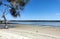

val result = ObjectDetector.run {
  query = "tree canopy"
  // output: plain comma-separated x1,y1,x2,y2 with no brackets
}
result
0,0,29,17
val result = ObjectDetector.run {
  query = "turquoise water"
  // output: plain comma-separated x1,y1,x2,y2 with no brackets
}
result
10,22,60,26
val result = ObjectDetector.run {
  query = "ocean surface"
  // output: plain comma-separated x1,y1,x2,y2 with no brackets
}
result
10,22,60,26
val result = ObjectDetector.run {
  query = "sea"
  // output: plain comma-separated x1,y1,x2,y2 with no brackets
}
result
10,22,60,26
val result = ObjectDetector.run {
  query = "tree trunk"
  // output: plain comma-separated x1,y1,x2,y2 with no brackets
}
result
2,14,8,29
4,19,8,29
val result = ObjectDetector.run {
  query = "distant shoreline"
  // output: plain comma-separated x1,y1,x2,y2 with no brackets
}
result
9,20,60,22
1,20,60,22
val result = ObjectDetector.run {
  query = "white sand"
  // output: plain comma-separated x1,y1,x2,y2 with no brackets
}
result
0,24,60,39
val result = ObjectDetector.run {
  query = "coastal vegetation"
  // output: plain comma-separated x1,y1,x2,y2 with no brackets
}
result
0,0,29,28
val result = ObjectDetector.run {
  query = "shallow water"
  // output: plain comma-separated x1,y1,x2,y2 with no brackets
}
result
10,22,60,26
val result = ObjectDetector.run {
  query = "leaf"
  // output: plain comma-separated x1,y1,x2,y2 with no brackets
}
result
10,7,20,17
0,1,2,6
10,7,17,17
15,5,18,9
7,0,15,2
7,0,11,2
19,0,26,6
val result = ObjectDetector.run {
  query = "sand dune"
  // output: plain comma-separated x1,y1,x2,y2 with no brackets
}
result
0,24,60,39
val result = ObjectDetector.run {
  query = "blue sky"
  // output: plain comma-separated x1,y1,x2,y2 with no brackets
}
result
0,0,60,20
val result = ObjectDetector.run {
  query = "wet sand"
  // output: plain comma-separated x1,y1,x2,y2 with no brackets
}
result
0,24,60,39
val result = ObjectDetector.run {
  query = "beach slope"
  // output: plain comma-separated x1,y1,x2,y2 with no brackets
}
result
0,24,60,39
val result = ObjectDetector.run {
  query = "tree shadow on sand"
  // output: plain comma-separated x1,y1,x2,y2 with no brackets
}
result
0,24,15,29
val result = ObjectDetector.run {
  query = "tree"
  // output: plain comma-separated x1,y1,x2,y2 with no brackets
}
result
0,0,29,29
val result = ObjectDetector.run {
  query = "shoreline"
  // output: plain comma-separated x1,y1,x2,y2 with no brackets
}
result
0,23,60,27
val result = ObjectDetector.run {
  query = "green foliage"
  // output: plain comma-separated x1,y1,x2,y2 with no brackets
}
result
10,7,20,17
0,0,29,18
0,21,2,24
0,1,2,6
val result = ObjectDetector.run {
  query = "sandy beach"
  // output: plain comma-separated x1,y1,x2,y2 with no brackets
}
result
0,24,60,39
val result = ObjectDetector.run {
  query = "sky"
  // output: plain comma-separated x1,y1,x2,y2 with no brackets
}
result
0,0,60,20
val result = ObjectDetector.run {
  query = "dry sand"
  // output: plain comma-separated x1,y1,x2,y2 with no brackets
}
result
0,24,60,39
